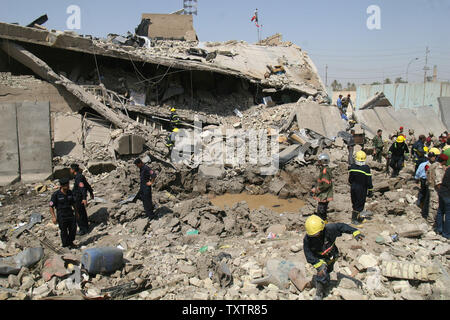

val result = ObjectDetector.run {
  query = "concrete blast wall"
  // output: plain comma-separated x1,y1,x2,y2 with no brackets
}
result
0,101,52,186
0,103,20,186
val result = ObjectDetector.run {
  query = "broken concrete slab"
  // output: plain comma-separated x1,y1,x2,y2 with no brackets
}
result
198,164,225,179
296,102,347,139
114,135,146,155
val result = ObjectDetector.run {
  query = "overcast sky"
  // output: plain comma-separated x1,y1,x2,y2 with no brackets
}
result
2,0,450,85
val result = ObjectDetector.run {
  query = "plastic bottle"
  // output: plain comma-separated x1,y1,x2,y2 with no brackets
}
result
81,247,124,275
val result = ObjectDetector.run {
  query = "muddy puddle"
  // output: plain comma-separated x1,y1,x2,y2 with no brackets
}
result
209,193,305,214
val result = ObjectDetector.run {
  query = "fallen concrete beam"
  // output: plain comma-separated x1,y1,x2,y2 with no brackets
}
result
380,260,439,281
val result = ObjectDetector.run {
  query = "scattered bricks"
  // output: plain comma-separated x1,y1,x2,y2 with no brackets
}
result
189,277,202,287
288,267,310,292
0,292,10,300
397,224,424,238
392,280,410,293
8,274,20,288
336,288,365,300
357,254,378,270
193,291,210,300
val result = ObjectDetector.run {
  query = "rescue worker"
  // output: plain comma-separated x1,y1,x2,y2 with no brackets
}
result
372,129,384,163
337,95,343,113
70,164,94,236
134,158,157,220
436,154,450,239
169,107,181,131
388,135,410,177
426,132,438,148
303,215,364,300
49,178,78,248
166,127,179,158
415,148,439,220
311,153,333,223
412,135,427,175
407,129,417,148
349,151,374,225
341,94,353,114
428,153,447,226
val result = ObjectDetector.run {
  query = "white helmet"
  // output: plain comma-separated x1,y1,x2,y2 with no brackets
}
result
318,153,330,165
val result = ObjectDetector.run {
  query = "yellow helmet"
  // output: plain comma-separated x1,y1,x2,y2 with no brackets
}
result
170,107,176,112
424,146,429,153
355,151,367,162
396,135,405,143
173,128,179,133
305,215,325,236
429,147,440,155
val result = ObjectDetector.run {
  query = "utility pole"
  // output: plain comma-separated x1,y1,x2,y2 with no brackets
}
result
325,64,328,87
423,46,430,83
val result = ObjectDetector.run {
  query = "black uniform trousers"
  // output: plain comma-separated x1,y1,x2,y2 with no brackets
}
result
139,186,154,218
58,216,77,247
74,200,89,232
390,156,404,176
351,185,368,213
418,178,430,219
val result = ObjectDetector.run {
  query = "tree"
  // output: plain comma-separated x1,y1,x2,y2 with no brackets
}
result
331,80,342,91
384,78,392,84
371,81,381,85
395,77,407,84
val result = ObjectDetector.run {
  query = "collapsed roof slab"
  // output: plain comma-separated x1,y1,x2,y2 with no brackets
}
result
295,102,347,139
355,106,447,139
0,22,326,97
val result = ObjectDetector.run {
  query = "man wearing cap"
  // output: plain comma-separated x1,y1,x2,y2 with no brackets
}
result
49,178,79,248
134,158,157,219
70,164,94,236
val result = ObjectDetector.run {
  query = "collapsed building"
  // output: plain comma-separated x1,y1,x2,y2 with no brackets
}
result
0,15,449,301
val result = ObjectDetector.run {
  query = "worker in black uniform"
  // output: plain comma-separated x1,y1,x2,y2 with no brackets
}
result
70,164,94,236
388,135,410,177
166,128,179,158
349,151,374,225
303,215,364,300
49,178,79,248
134,158,157,219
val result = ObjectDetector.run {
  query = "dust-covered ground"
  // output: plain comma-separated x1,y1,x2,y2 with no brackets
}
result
1,146,449,301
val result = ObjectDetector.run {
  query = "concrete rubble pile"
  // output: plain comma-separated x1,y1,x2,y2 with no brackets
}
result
1,17,450,301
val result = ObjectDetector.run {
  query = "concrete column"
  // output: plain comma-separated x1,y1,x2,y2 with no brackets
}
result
0,103,20,186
